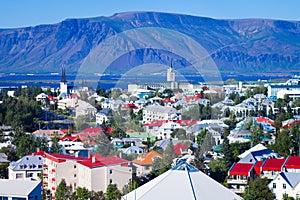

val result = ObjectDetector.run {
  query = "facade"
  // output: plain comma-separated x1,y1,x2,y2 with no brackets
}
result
0,179,42,200
8,154,43,181
60,67,68,95
133,150,163,176
96,108,110,125
227,162,255,194
32,129,65,139
268,172,300,200
142,104,181,124
42,152,131,198
167,64,175,82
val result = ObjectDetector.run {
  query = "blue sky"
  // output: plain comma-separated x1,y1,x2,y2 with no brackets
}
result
1,0,300,28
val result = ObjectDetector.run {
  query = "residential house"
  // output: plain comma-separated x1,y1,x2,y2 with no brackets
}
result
0,179,42,200
268,172,300,200
59,135,86,155
75,100,97,118
227,162,255,194
96,108,110,125
8,154,43,181
133,150,163,176
260,158,286,180
32,129,65,139
283,156,300,173
142,104,181,124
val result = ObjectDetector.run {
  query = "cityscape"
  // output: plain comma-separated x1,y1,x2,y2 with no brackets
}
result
0,1,300,200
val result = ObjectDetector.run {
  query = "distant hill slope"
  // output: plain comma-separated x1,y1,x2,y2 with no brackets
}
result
1,11,300,76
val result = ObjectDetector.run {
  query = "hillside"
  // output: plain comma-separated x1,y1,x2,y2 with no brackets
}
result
1,11,300,77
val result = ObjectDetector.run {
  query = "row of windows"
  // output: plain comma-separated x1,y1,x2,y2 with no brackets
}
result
273,183,286,189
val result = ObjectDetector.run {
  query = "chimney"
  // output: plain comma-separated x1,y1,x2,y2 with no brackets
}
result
92,156,96,163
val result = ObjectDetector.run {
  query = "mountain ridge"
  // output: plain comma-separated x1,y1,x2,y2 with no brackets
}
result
1,11,300,76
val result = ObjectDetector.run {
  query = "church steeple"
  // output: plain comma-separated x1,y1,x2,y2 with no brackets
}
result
61,67,67,83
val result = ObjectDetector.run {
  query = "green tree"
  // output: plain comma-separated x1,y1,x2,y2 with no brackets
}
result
162,141,177,168
290,124,300,155
273,129,292,157
250,125,263,146
55,179,73,200
243,177,275,200
105,184,121,200
90,190,105,200
51,134,63,154
222,131,235,170
76,187,90,200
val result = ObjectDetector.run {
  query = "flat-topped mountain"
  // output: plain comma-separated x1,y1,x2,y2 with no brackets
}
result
1,11,300,77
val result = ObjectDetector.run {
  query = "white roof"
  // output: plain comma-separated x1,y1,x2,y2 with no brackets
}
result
122,161,243,200
238,144,267,158
0,179,41,196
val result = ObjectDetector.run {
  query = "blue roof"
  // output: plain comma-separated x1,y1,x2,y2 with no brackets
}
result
280,172,300,188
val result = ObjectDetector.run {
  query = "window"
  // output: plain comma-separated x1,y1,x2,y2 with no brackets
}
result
74,174,77,178
283,183,286,189
273,183,276,189
109,179,112,184
16,173,23,179
74,165,76,169
109,169,112,174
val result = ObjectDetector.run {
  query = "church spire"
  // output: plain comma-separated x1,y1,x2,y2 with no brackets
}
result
61,67,67,83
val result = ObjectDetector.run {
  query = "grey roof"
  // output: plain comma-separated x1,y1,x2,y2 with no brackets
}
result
0,179,41,196
122,161,243,200
0,153,9,163
145,104,178,114
280,172,300,188
10,155,43,171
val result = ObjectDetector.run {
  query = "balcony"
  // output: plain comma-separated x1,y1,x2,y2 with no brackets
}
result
51,169,56,173
43,173,48,177
52,187,56,191
52,178,56,182
43,164,48,168
229,188,245,194
227,178,248,185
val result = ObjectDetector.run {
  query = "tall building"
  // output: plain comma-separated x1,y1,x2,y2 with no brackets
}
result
60,67,68,95
167,62,175,82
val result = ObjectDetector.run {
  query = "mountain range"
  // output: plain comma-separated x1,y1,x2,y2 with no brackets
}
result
1,11,300,78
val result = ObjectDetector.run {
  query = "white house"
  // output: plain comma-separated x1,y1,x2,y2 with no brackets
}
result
143,104,181,124
8,154,43,181
96,108,110,125
268,172,300,200
0,179,42,200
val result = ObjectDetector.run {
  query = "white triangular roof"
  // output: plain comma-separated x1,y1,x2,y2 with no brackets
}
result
238,144,267,159
122,162,243,200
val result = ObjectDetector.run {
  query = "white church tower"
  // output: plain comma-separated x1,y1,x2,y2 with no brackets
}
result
167,62,175,82
60,67,68,95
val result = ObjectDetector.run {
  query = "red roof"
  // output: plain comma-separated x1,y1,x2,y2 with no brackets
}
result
174,143,189,155
60,135,82,142
48,95,55,101
79,127,111,137
45,153,88,163
70,94,80,99
122,103,138,109
256,117,274,125
262,158,286,171
229,163,254,176
60,129,77,134
254,160,264,174
285,156,300,169
78,155,129,168
282,120,300,129
162,98,175,103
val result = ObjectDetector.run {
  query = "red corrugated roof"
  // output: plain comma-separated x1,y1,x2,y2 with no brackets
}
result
262,158,286,171
229,163,254,176
174,143,189,155
60,135,82,142
78,155,129,168
254,161,264,174
256,117,274,125
285,156,300,169
162,98,175,103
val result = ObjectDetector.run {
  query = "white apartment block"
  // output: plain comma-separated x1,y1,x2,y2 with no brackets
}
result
8,154,43,181
42,152,132,199
142,104,181,124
